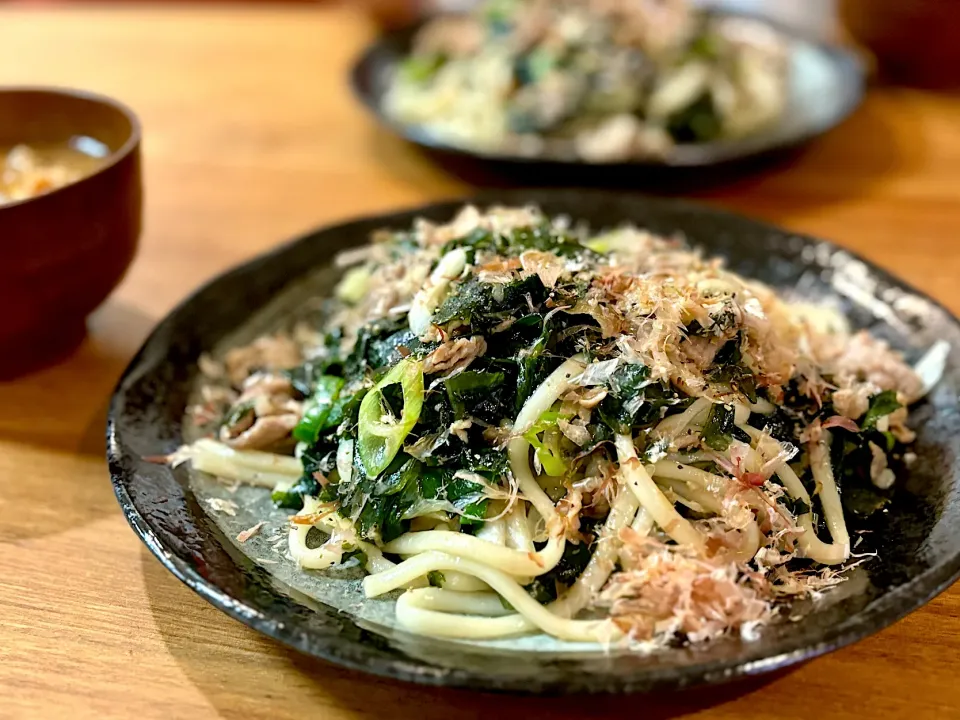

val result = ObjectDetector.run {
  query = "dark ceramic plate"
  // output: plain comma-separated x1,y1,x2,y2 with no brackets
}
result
350,14,865,185
108,191,960,695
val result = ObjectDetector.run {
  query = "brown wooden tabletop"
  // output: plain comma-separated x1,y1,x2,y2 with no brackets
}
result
2,5,960,719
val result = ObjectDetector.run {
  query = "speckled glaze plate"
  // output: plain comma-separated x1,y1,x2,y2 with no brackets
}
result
108,191,960,695
350,14,865,184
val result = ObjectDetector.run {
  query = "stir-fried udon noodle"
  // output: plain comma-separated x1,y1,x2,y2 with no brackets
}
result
171,205,939,647
385,0,790,162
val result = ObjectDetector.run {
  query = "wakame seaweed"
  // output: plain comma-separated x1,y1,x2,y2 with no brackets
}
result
861,390,902,430
318,451,489,542
444,369,508,420
190,202,932,648
440,223,592,261
525,517,602,603
702,403,735,451
434,274,549,330
597,363,692,433
707,333,758,402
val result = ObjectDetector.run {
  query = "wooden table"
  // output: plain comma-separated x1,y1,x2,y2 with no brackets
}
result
2,5,959,718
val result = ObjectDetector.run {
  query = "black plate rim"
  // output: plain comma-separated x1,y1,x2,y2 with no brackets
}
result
348,13,866,169
108,190,960,695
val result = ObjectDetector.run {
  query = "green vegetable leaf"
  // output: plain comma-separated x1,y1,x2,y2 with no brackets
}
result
523,411,567,477
344,317,407,379
667,92,721,143
273,442,338,510
515,317,553,410
357,358,425,477
881,430,897,452
374,454,422,496
272,475,321,510
284,344,343,396
596,362,691,433
444,370,506,419
407,466,488,520
524,518,601,603
221,400,254,432
515,47,556,85
292,375,345,443
323,388,366,437
439,223,588,261
331,453,491,541
433,274,548,330
399,53,446,83
707,333,758,402
860,390,902,430
702,403,735,452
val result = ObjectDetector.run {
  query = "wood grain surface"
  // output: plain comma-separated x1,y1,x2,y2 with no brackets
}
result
1,5,959,719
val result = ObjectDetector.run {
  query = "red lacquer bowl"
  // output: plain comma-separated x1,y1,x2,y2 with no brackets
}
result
0,87,142,378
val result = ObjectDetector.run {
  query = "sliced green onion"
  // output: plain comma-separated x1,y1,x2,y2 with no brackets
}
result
358,358,425,477
523,410,567,477
335,266,371,304
399,53,446,84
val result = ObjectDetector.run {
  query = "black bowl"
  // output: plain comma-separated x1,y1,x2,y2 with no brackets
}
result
350,16,866,188
108,191,960,695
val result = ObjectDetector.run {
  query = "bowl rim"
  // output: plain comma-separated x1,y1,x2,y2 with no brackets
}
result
0,85,142,211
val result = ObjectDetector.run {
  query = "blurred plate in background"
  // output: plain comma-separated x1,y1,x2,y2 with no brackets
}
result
350,11,864,187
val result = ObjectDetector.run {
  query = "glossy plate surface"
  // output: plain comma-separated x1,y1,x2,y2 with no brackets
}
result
109,191,960,694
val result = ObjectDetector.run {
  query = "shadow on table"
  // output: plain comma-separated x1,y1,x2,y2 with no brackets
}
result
142,546,796,720
0,299,156,542
0,299,155,454
370,94,921,219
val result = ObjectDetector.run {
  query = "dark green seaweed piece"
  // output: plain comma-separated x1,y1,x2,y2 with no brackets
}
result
323,455,489,542
433,274,548,329
707,333,758,402
439,223,589,261
272,442,337,510
444,370,507,419
702,403,735,451
220,400,254,433
292,375,345,443
667,92,722,143
272,475,321,510
524,518,601,603
596,363,691,433
344,317,408,378
860,390,902,430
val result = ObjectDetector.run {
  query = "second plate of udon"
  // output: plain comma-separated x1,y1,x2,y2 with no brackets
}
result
351,2,864,176
109,191,960,694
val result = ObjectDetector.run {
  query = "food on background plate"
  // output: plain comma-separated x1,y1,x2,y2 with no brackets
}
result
383,0,790,162
169,204,941,648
